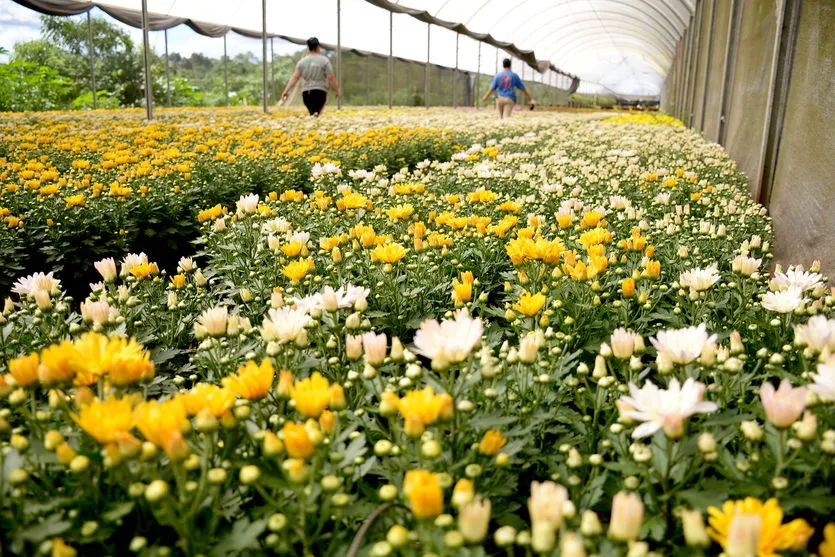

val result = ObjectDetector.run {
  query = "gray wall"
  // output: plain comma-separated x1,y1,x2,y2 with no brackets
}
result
663,0,835,278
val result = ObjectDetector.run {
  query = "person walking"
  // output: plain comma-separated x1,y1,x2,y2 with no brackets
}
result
481,58,535,119
281,37,341,116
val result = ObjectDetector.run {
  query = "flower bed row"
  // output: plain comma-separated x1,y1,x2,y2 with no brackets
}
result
0,111,833,556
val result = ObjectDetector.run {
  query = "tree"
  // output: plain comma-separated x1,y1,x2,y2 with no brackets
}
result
0,47,72,111
39,15,144,106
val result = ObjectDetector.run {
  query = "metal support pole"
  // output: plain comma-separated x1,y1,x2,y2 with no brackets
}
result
686,0,704,126
494,47,498,72
698,0,717,132
453,33,459,107
337,0,342,109
164,28,171,107
366,55,371,105
86,11,96,109
271,38,276,103
223,34,229,106
718,0,741,145
141,0,152,119
261,0,268,113
475,41,481,107
425,23,430,109
388,11,393,109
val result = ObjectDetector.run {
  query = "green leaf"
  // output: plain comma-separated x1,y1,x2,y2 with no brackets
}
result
101,501,135,523
18,514,72,543
210,517,267,556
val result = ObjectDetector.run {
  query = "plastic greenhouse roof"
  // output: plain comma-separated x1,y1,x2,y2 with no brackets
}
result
14,0,693,95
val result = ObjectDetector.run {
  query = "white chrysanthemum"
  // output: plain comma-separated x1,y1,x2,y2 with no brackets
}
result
288,231,310,245
794,315,835,354
12,272,62,298
94,257,118,281
178,257,195,273
262,217,292,234
80,300,118,326
260,307,311,343
236,193,259,215
610,328,642,360
196,306,229,337
679,265,721,292
618,378,718,438
810,357,835,402
761,287,806,313
608,195,631,210
653,192,671,204
770,267,824,292
120,252,148,276
413,309,483,370
651,324,717,365
731,255,761,276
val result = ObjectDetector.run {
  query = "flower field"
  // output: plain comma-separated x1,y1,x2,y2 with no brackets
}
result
1,108,833,557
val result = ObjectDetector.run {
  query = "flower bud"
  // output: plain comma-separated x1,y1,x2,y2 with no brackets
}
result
580,510,602,536
145,480,169,502
561,532,587,557
531,522,556,553
386,525,409,548
494,525,517,547
239,465,261,485
697,432,716,453
793,411,817,441
379,484,398,501
726,513,761,557
740,420,763,441
681,509,709,547
608,491,643,541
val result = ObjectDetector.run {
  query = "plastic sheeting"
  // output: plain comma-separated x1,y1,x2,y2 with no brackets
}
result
373,0,695,95
12,0,681,94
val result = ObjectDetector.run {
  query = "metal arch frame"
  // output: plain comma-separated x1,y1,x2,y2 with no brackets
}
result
510,12,677,55
550,38,672,70
474,0,684,43
550,39,671,75
522,15,676,58
545,35,672,72
501,2,681,47
541,27,673,67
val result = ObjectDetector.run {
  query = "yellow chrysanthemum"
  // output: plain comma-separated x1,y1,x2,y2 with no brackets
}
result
134,398,189,460
337,192,369,210
180,383,236,418
515,291,546,316
478,430,507,456
282,421,314,459
8,352,40,387
371,242,408,264
281,258,315,283
222,359,275,400
452,272,474,305
396,387,452,437
290,372,332,418
73,396,136,446
707,498,813,557
71,333,154,387
819,524,835,557
404,469,444,519
386,204,415,221
38,341,78,385
129,262,159,280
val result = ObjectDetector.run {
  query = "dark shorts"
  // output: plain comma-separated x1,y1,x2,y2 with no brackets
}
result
302,89,327,115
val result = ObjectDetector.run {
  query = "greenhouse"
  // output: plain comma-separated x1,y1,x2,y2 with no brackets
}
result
0,0,833,555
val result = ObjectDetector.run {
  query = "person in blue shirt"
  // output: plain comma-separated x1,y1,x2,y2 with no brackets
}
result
482,58,536,119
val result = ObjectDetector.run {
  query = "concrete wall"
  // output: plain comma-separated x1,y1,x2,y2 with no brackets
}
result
663,0,835,278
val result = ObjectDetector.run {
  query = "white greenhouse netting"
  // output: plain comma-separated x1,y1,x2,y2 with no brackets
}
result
12,0,691,98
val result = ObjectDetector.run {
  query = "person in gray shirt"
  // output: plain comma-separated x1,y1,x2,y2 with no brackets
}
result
281,37,342,116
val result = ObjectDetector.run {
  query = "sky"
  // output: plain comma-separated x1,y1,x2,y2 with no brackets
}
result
0,0,662,95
